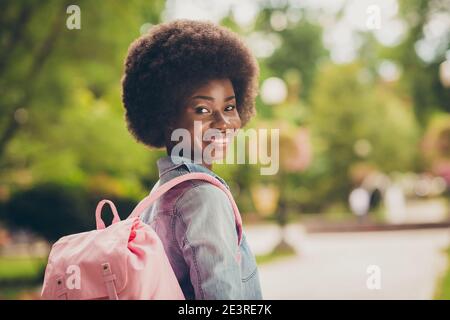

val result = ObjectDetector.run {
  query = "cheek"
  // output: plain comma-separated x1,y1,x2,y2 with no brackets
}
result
232,114,242,128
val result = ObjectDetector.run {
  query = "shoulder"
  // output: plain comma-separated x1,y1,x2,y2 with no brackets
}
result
176,181,231,211
174,181,234,225
173,181,239,250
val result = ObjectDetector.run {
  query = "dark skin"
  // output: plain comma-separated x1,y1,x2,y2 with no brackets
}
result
165,78,242,171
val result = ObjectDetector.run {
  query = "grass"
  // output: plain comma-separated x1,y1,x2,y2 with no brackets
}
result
0,257,46,299
0,284,42,300
435,247,450,300
0,257,46,280
256,239,297,265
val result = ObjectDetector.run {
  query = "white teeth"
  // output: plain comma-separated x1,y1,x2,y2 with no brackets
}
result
213,139,227,143
211,137,228,144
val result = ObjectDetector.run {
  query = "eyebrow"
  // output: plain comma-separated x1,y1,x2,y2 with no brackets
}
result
191,95,235,102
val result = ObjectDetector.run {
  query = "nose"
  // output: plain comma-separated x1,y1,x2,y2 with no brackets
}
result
212,112,230,132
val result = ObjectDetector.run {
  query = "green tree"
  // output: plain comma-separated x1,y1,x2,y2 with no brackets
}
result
258,8,328,101
387,0,450,123
309,63,420,207
0,1,165,235
0,0,164,164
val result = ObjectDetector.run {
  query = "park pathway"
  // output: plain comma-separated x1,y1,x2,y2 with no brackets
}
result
245,224,450,299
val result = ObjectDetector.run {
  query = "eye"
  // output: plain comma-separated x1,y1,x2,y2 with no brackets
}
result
224,104,236,111
194,106,209,114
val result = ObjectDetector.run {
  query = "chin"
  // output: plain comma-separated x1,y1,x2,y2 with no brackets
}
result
203,144,228,164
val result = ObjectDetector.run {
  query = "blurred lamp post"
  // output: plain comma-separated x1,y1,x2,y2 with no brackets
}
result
260,76,289,252
270,127,311,254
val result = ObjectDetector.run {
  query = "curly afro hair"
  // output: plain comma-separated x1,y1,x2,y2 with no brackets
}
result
122,19,259,148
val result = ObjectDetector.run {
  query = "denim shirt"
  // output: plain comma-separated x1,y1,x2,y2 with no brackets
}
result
140,155,263,300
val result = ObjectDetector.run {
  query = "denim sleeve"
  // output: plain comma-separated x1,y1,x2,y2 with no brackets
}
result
174,183,243,300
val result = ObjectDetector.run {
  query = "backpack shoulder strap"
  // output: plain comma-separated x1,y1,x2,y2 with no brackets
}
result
127,172,243,244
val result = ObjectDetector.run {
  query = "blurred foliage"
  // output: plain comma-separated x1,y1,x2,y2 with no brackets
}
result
391,0,450,122
1,182,138,242
0,257,45,281
435,247,450,300
309,62,420,206
261,8,328,101
0,0,449,238
0,0,165,189
0,1,165,236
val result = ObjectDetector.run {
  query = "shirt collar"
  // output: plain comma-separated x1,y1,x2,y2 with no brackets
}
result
156,155,230,189
157,155,191,177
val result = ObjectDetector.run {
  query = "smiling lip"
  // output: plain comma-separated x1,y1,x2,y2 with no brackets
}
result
211,138,227,144
209,135,229,144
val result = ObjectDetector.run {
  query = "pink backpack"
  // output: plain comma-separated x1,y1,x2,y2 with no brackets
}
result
41,172,243,300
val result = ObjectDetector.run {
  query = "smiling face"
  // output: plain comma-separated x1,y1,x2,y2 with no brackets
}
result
166,78,242,169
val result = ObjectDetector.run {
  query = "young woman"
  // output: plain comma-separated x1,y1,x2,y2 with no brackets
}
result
121,19,262,300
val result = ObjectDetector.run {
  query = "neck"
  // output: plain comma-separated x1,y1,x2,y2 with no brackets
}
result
165,147,213,171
